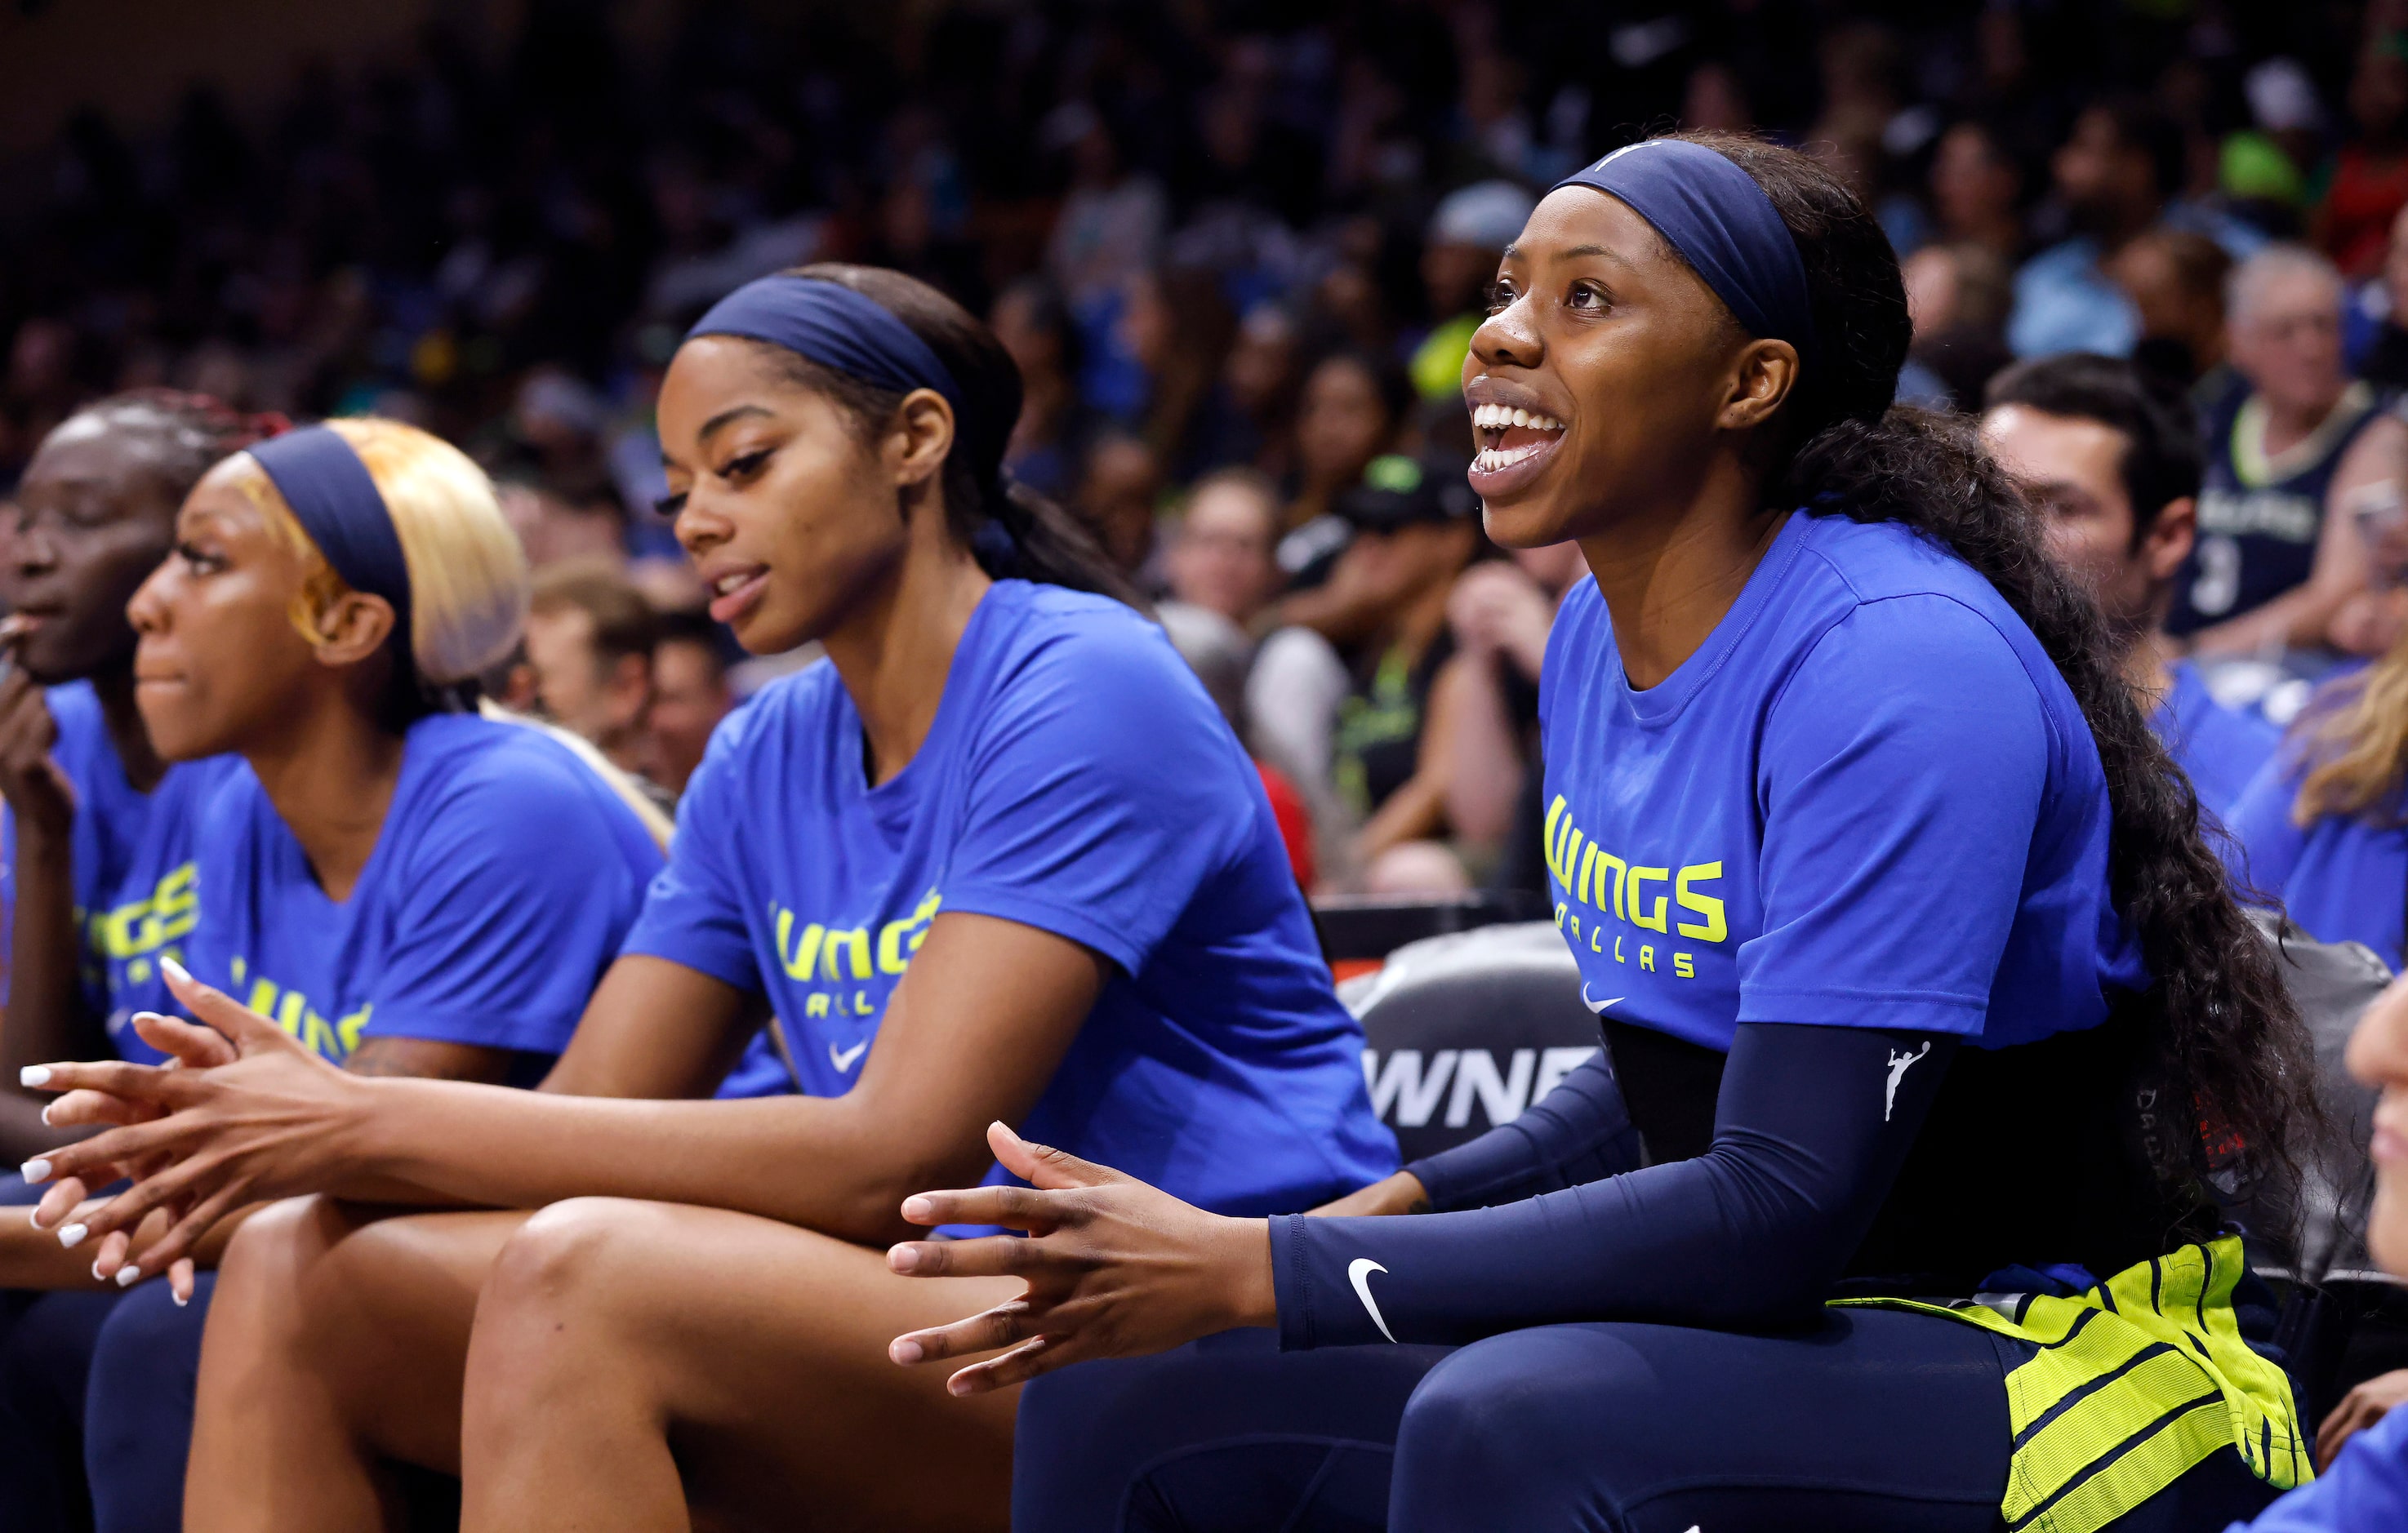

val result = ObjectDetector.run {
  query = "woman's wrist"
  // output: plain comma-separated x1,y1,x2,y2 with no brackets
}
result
1218,1215,1280,1331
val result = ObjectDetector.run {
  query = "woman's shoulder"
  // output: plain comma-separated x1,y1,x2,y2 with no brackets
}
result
961,581,1201,708
393,713,657,860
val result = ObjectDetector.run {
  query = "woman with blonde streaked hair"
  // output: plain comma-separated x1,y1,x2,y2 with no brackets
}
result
2228,631,2408,971
2,415,671,1526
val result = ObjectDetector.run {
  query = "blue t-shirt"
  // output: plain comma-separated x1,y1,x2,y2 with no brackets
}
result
621,579,1396,1215
0,682,242,1064
2157,658,2281,820
184,713,662,1064
2230,1397,2408,1531
2224,753,2408,971
1538,511,2144,1053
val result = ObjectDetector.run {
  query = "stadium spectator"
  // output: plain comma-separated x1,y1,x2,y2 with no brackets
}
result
1409,182,1537,403
643,611,733,798
989,278,1090,505
1442,540,1585,873
2319,31,2408,279
2106,228,2235,402
1324,454,1480,873
2172,245,2388,655
1983,353,2277,813
1074,429,1164,582
1162,468,1281,631
522,557,663,780
2228,625,2408,971
1282,349,1409,535
1181,300,1303,483
1898,241,2013,408
1928,118,2027,262
2009,98,2186,359
2352,202,2408,390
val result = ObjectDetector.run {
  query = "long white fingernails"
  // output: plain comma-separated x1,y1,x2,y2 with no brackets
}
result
171,1289,188,1308
91,1260,104,1281
20,1158,51,1182
160,956,190,985
19,1065,49,1086
114,1265,139,1287
130,1011,165,1029
39,1103,52,1126
57,1223,86,1248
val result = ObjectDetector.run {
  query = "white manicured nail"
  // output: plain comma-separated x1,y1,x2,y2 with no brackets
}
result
91,1260,104,1281
20,1158,51,1182
39,1103,52,1126
57,1223,86,1249
18,1065,48,1086
160,956,190,985
130,1011,165,1029
114,1265,138,1287
171,1289,187,1308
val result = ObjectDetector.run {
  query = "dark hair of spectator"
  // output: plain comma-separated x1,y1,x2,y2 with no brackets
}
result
755,263,1141,607
2091,96,2190,203
69,388,288,505
1311,347,1414,434
654,607,728,673
1984,353,2204,546
1680,130,2319,1202
528,556,661,666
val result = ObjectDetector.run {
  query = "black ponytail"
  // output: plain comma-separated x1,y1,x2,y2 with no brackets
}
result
1671,131,2321,1204
761,263,1146,610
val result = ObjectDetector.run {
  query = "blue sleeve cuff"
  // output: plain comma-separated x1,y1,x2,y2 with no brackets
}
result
616,930,760,996
936,886,1148,975
356,1008,581,1057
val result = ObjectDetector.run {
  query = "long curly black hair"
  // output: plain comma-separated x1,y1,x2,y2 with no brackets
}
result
1674,130,2320,1200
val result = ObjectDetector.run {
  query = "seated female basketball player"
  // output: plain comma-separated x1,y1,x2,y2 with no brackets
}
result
879,135,2327,1533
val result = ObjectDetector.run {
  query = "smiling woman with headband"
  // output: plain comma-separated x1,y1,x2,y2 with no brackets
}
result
17,264,1392,1530
879,135,2326,1533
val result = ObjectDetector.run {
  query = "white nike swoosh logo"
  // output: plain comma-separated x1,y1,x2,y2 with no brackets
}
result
1347,1258,1397,1343
829,1039,869,1073
1581,985,1623,1015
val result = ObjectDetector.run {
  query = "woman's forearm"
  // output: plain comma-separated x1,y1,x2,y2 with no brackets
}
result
340,1079,959,1243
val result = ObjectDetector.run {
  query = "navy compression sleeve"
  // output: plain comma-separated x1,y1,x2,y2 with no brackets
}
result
1270,1022,1959,1348
1404,1051,1643,1211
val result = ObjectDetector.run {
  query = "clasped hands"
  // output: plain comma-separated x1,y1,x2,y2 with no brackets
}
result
16,956,367,1303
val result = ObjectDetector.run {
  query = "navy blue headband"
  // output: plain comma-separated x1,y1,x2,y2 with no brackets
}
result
687,274,964,411
245,425,413,648
1552,139,1816,370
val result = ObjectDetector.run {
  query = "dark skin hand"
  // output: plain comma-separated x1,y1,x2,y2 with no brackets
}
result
2316,1367,2408,1473
886,182,1801,1393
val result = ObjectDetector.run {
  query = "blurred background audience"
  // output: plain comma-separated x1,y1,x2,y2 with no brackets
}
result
8,0,2408,896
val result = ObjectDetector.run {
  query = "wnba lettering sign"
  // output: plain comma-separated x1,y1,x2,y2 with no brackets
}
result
1363,1046,1600,1129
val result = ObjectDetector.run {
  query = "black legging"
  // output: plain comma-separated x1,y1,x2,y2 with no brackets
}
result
1012,1315,2277,1532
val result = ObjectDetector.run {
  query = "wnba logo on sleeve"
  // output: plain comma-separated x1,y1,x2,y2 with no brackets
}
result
1542,795,1727,981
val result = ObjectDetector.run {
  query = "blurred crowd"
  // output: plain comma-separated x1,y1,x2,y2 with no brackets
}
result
7,0,2408,892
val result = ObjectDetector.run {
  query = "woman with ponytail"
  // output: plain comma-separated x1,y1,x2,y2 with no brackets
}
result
17,264,1391,1529
879,136,2326,1532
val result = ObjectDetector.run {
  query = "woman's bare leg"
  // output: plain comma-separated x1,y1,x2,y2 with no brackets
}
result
459,1198,1024,1533
187,1197,532,1533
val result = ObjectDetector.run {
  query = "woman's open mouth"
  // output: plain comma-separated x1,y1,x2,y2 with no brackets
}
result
707,567,770,625
1467,402,1567,497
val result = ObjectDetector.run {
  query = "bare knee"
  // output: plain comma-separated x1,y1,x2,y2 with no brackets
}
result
212,1195,353,1344
478,1197,666,1335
